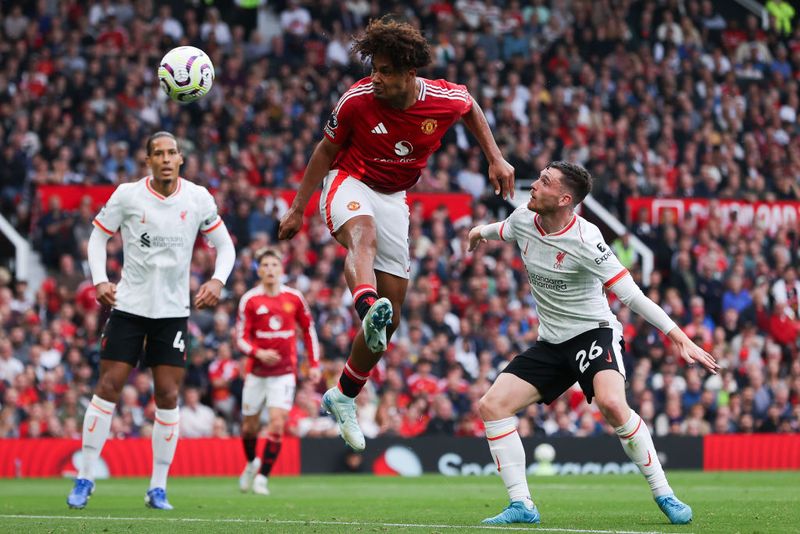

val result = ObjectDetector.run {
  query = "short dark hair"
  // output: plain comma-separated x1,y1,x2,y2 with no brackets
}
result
146,131,178,155
353,16,432,71
255,247,283,265
547,161,593,206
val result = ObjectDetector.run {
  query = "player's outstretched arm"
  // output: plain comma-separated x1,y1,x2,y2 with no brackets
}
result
610,275,720,374
88,226,116,307
278,138,342,240
467,222,504,251
461,100,514,199
666,327,720,374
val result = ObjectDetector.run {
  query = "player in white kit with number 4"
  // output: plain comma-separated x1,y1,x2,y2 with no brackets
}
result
469,161,719,525
67,131,236,511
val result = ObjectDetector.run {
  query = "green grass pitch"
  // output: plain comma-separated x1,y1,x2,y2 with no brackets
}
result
0,472,797,533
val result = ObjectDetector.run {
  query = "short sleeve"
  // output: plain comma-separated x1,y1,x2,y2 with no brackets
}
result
499,205,529,242
581,225,629,289
198,187,223,234
437,79,474,116
323,84,360,145
93,185,127,235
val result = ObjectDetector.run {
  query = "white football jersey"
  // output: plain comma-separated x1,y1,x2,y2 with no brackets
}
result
93,176,222,319
499,206,628,344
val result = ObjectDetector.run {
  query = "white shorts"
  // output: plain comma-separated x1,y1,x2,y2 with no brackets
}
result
319,170,410,279
241,373,296,415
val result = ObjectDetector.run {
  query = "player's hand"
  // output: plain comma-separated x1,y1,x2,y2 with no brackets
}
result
488,157,515,200
307,366,321,384
95,281,116,307
278,206,303,240
255,349,281,365
669,329,720,374
467,226,486,252
195,279,224,309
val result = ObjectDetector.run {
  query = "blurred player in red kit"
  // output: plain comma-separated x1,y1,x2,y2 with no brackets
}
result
236,247,320,495
278,16,514,451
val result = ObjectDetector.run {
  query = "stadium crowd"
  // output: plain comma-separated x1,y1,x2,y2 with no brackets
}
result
1,0,799,444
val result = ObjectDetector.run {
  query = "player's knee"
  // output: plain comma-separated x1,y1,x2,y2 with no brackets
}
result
242,421,258,437
154,389,179,410
267,422,285,437
478,393,504,421
95,376,122,404
594,393,628,424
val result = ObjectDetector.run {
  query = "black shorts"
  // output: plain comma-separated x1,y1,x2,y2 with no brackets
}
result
502,328,625,404
100,310,189,368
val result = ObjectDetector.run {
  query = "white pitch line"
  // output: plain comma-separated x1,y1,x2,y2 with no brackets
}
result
0,514,682,534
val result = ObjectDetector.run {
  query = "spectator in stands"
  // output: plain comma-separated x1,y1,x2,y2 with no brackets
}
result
180,387,216,438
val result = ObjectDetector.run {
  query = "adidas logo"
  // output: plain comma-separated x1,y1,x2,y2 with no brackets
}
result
370,122,388,134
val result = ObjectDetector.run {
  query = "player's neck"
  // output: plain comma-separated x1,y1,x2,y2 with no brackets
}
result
261,282,280,296
537,210,574,235
150,177,178,197
388,77,420,110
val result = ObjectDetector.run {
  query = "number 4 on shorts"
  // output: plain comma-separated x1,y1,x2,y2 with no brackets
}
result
173,331,186,353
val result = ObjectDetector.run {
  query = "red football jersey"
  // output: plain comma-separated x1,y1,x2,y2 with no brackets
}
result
236,285,320,377
323,77,473,193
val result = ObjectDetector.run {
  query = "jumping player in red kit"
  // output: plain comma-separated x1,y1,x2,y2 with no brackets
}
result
278,16,515,451
236,248,320,495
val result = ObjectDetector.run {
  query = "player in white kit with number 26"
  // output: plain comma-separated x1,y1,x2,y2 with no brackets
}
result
469,161,719,526
67,131,235,511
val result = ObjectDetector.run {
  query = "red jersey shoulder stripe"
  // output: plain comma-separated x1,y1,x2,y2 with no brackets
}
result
334,84,373,114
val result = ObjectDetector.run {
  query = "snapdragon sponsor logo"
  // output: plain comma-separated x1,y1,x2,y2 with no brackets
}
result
436,452,641,476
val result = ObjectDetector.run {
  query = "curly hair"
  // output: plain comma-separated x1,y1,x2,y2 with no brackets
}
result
352,16,432,71
546,161,593,205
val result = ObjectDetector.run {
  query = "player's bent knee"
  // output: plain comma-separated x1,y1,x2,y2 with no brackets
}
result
595,394,629,424
478,393,508,421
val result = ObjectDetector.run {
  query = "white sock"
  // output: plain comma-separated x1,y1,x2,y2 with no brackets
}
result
485,417,534,508
78,395,115,481
615,410,672,497
150,407,180,490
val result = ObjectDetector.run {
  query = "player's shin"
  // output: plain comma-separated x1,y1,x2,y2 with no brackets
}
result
150,407,180,490
260,432,283,477
484,417,535,508
242,435,257,462
615,410,672,497
78,395,115,481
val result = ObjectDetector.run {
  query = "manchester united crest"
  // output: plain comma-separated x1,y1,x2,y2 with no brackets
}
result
421,118,438,135
347,201,361,211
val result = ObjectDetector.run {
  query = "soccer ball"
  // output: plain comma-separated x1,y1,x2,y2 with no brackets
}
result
534,443,556,463
157,46,215,104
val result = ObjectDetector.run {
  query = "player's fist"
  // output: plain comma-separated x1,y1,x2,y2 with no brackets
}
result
255,349,281,365
488,157,515,200
95,281,117,307
195,278,223,309
468,226,486,252
278,206,303,240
